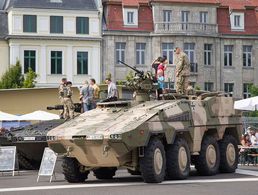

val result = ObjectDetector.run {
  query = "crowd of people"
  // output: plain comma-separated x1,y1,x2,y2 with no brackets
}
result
240,126,258,164
58,77,118,120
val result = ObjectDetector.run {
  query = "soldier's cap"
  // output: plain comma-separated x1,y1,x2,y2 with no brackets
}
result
62,78,67,81
174,47,180,52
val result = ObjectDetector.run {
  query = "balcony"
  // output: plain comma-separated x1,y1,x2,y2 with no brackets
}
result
154,22,218,35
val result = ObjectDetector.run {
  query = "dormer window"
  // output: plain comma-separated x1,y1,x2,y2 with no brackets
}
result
230,12,244,31
123,8,138,26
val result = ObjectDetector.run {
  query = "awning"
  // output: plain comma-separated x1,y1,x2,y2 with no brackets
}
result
234,96,258,111
0,111,20,121
19,110,60,121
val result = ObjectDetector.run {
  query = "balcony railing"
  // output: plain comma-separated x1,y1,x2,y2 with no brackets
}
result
190,63,198,73
154,22,218,35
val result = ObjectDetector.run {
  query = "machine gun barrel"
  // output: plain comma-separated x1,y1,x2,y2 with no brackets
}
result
118,60,144,76
47,105,64,110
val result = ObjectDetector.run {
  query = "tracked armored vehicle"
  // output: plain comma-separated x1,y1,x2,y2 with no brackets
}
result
47,62,242,183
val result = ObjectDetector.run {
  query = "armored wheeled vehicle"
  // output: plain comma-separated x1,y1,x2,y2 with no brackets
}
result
47,62,242,183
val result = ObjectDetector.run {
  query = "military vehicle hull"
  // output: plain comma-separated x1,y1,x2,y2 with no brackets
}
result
48,96,242,183
5,119,65,169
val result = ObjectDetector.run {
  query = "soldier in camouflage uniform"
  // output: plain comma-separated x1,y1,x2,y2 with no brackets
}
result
58,78,67,119
174,47,190,95
63,81,75,120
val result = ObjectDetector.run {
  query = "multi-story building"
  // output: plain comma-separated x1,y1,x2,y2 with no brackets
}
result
103,0,258,98
102,0,153,80
0,1,9,77
5,0,102,86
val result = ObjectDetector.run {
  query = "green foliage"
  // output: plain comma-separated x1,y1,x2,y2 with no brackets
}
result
0,61,23,89
250,85,258,97
22,68,37,88
195,85,201,90
248,84,258,117
116,80,125,85
125,71,134,82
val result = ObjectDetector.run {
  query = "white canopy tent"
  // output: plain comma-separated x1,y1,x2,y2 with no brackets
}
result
19,110,59,121
0,111,20,121
234,96,258,111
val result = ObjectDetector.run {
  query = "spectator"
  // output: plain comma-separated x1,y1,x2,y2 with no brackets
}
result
90,78,100,108
158,56,167,77
80,80,94,112
103,78,118,102
250,129,257,145
151,56,162,81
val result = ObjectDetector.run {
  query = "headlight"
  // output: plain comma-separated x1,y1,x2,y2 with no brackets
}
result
86,134,103,140
110,134,122,140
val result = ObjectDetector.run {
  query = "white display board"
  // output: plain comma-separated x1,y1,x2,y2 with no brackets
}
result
37,147,57,182
0,146,16,176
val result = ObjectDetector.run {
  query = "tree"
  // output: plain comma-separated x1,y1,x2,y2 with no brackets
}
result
22,68,37,88
248,84,258,117
0,61,23,89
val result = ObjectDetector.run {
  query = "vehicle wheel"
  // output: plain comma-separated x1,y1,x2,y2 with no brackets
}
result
219,135,238,173
127,169,141,175
139,138,166,183
17,151,37,170
62,157,89,183
93,167,117,179
195,136,220,176
166,138,190,180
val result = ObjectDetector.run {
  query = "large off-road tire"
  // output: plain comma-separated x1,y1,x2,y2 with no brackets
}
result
127,169,141,175
139,138,166,183
62,157,89,183
166,138,190,180
93,167,117,179
219,135,238,173
195,136,220,176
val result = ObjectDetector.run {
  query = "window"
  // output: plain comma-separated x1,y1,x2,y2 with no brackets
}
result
51,51,62,74
115,42,126,64
181,11,189,30
123,8,138,26
127,12,134,24
200,12,208,23
24,50,36,73
162,43,174,64
77,52,88,75
50,16,63,34
243,83,251,99
190,82,196,88
234,15,240,27
204,82,214,91
230,12,244,30
184,43,195,63
163,10,172,29
224,83,234,97
136,43,146,65
204,44,212,65
224,45,233,66
23,15,37,33
76,17,89,34
243,46,252,67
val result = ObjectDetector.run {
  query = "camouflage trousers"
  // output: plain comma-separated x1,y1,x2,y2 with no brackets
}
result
176,76,189,95
63,98,75,120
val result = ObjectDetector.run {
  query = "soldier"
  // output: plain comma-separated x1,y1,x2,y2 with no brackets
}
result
63,81,75,120
90,78,100,109
58,78,67,119
174,47,190,94
186,81,195,95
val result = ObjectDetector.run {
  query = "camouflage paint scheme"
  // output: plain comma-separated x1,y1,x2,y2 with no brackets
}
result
47,95,242,169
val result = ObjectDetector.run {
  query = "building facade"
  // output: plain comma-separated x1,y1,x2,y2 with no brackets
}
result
6,0,102,86
0,1,9,77
102,0,258,99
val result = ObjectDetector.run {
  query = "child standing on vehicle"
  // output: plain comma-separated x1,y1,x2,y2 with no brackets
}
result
157,69,165,100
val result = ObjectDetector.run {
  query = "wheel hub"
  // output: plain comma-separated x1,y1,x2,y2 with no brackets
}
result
178,147,187,172
206,145,216,168
226,143,236,166
154,148,163,175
